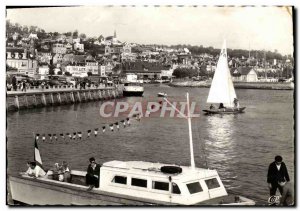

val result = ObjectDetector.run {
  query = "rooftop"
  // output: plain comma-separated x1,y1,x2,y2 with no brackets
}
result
102,160,218,180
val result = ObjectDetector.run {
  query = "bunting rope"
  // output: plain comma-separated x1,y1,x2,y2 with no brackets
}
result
33,100,169,143
34,113,146,143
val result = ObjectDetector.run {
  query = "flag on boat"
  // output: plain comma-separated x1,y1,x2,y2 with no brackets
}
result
78,132,82,140
115,122,119,130
94,128,98,137
102,126,106,133
87,130,91,138
73,132,77,140
34,138,44,170
60,133,64,139
35,134,39,140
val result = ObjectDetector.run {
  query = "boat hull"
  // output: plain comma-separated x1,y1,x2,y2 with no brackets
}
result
8,175,255,206
123,90,144,97
8,175,171,206
157,93,167,97
203,107,246,114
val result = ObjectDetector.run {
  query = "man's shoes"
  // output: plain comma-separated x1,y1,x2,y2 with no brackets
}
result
87,185,95,191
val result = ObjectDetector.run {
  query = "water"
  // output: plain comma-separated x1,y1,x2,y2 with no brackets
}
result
7,84,294,204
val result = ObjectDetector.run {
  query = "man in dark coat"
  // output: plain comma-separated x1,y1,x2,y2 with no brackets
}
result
86,157,101,191
267,155,290,196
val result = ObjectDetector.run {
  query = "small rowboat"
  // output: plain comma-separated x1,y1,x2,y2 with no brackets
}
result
157,92,167,97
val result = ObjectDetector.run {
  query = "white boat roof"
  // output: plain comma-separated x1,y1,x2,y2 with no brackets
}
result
102,160,219,180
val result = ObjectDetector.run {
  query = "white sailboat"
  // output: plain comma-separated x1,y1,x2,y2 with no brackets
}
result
203,40,246,114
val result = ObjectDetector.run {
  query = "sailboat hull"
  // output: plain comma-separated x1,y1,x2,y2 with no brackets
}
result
202,107,246,114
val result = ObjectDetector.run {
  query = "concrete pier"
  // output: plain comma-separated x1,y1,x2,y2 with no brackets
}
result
6,84,123,111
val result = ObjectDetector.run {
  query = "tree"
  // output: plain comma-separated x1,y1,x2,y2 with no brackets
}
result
172,68,198,78
73,30,78,38
98,35,104,41
79,33,86,39
23,25,29,34
65,71,71,76
48,64,55,75
64,32,72,36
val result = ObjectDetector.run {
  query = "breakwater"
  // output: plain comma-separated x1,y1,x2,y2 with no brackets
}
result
6,84,123,111
169,80,294,90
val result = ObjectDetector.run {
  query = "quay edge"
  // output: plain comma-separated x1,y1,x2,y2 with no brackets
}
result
169,81,294,90
6,85,123,111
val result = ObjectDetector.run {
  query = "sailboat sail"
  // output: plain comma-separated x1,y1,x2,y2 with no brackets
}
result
207,40,236,107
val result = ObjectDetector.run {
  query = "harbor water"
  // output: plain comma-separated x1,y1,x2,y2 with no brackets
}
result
7,84,294,204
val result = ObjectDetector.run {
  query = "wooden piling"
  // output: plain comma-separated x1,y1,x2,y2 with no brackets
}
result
57,93,62,104
70,92,75,103
14,96,19,109
50,93,54,104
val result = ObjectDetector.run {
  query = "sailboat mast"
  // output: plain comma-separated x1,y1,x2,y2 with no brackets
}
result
186,93,195,170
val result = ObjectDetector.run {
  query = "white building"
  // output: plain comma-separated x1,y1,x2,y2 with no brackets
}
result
6,49,38,77
52,43,67,54
100,66,106,76
65,65,86,77
85,61,99,75
74,43,84,52
73,38,80,43
38,65,49,75
28,33,38,40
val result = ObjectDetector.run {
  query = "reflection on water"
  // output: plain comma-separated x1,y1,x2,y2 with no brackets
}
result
204,115,239,188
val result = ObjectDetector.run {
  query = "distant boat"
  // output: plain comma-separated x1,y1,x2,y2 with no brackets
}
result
123,74,144,97
203,40,246,115
157,92,167,97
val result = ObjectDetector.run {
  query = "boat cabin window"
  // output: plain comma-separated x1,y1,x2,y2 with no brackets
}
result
152,181,169,191
205,178,220,189
124,83,129,86
112,176,127,185
131,178,147,188
186,182,203,194
172,182,181,194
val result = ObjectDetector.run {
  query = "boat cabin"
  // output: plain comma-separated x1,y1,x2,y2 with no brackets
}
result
99,161,227,205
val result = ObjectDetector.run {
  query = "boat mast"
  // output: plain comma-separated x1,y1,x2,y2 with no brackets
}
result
162,93,196,170
186,93,195,170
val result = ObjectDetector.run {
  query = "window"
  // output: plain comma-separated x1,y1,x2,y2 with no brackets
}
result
152,181,169,191
205,178,220,189
112,176,127,185
172,183,181,194
131,178,147,188
186,182,203,194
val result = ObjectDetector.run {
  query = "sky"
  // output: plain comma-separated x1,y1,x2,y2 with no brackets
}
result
6,6,294,55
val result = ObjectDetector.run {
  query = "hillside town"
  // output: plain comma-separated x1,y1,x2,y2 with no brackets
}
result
6,20,294,89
